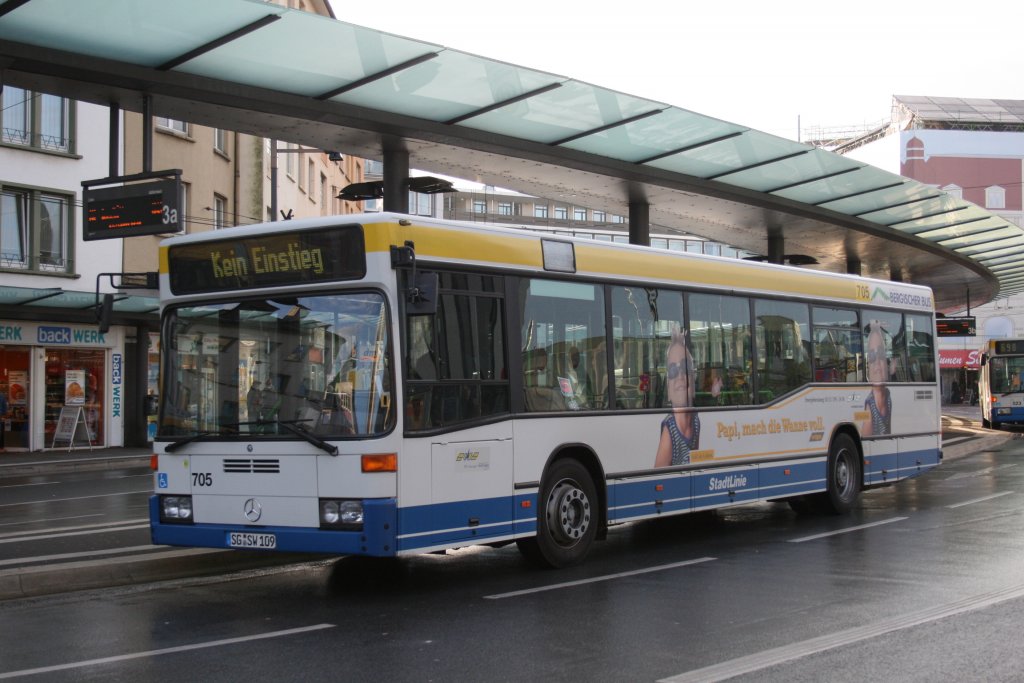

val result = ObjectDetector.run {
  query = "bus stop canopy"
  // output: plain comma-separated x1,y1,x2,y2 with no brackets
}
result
0,0,1019,313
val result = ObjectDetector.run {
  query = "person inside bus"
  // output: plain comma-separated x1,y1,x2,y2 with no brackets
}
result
655,328,701,467
862,321,892,436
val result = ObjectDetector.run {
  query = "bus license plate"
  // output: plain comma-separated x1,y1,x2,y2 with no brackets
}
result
228,532,276,549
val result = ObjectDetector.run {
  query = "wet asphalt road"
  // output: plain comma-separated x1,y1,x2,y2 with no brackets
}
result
1,415,1023,681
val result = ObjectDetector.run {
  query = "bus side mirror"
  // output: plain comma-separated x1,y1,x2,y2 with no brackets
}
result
406,271,438,316
980,353,987,367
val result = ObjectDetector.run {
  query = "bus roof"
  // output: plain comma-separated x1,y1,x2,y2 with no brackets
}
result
160,212,935,313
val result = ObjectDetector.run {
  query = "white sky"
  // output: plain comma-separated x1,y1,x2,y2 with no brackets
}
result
328,0,1023,140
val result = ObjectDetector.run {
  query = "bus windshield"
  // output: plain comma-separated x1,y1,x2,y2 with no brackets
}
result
159,291,393,439
989,356,1024,395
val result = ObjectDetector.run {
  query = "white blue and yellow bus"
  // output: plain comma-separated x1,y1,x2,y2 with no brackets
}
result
978,338,1024,429
150,213,941,567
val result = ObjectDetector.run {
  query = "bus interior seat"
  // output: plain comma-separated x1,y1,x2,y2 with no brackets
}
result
523,348,566,412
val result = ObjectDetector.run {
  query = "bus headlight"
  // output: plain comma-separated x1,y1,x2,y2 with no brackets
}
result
159,495,194,524
319,499,363,530
997,408,1012,415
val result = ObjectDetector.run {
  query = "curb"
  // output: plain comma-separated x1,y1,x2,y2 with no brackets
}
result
0,455,151,479
941,430,1014,461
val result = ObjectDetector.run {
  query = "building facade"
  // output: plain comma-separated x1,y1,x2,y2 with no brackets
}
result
0,0,367,452
0,88,136,451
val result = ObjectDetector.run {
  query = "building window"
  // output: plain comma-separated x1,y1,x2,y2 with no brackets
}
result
286,143,296,179
155,116,188,135
213,128,227,155
611,214,625,224
593,210,605,222
213,194,226,229
408,192,432,216
1,86,72,153
0,186,72,272
942,183,963,200
573,208,586,221
497,202,513,216
554,206,568,220
320,173,328,215
307,159,315,199
473,200,486,214
986,185,1006,210
534,204,548,219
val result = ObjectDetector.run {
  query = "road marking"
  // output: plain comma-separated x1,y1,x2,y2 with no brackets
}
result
659,583,1024,682
0,623,336,680
787,517,907,543
0,514,104,528
946,491,1015,509
0,481,60,489
0,544,161,567
0,524,149,546
483,557,716,600
0,490,150,508
945,463,1018,480
0,520,147,540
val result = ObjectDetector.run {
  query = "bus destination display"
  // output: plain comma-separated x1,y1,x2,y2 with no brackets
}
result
994,340,1024,355
167,225,366,294
935,316,976,337
83,179,181,240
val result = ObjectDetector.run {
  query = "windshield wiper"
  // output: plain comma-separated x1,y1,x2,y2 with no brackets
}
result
164,424,240,452
274,420,339,456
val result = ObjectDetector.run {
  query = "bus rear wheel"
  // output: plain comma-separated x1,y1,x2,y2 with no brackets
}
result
818,433,862,514
517,459,597,568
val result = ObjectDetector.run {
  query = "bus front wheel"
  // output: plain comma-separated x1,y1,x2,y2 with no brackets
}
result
517,459,597,568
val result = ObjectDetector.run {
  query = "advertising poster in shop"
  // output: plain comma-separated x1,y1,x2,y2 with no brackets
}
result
65,369,86,405
9,371,27,405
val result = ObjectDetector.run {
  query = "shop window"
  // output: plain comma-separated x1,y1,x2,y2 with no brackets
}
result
44,349,106,446
0,347,31,450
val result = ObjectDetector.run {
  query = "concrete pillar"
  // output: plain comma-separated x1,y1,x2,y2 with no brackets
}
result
383,144,409,214
767,228,784,265
628,201,650,246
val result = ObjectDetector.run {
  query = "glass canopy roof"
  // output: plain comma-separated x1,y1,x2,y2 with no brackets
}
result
1,0,1022,298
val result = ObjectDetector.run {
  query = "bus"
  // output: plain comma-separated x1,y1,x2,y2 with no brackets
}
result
150,212,941,568
978,338,1024,429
